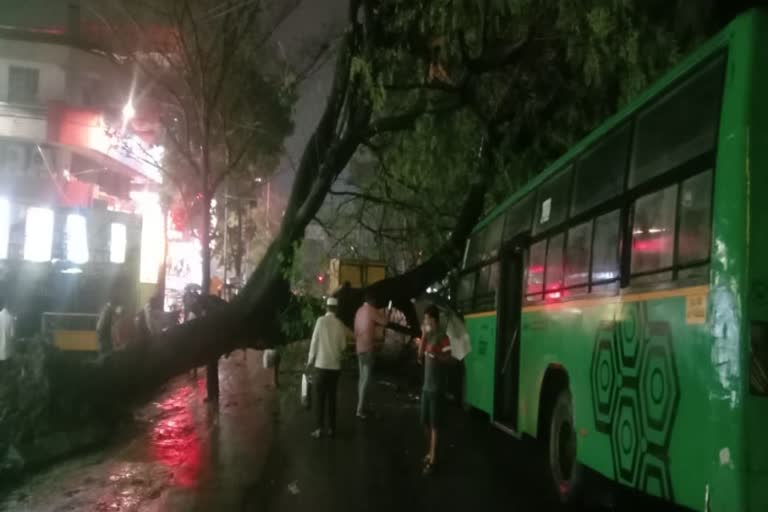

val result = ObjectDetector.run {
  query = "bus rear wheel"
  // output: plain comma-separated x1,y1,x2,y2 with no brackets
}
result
544,388,582,504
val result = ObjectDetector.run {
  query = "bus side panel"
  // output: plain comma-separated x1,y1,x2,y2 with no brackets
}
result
463,314,496,415
745,10,768,512
520,292,713,511
637,295,711,510
518,305,616,480
707,11,754,512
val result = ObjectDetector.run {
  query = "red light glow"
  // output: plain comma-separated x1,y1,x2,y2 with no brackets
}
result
633,237,670,252
150,385,203,488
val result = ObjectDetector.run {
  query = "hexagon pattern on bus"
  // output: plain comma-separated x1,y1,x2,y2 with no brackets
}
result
639,323,680,450
611,388,642,485
590,322,618,432
639,452,674,501
590,302,679,502
617,302,647,378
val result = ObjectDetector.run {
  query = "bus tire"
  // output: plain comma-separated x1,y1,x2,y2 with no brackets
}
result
544,388,583,504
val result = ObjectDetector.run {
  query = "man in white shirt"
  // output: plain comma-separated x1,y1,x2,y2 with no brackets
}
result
307,297,350,438
0,297,15,363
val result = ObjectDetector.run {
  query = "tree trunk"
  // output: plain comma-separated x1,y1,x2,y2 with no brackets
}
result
234,204,244,279
46,18,488,406
200,191,219,402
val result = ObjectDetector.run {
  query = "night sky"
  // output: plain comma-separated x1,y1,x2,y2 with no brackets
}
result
271,0,349,210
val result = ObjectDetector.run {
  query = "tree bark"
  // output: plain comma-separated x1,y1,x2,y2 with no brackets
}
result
234,204,244,279
200,190,220,402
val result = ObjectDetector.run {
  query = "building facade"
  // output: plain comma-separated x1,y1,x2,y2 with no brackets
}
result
0,9,164,338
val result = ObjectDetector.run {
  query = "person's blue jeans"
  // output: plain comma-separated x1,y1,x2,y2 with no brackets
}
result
357,352,374,414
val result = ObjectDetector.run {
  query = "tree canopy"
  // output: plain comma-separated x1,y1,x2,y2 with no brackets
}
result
46,0,758,401
317,0,732,273
92,0,297,290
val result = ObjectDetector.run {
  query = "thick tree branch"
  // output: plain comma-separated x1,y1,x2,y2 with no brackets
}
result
367,101,462,136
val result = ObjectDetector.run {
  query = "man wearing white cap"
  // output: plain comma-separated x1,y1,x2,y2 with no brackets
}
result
307,296,350,438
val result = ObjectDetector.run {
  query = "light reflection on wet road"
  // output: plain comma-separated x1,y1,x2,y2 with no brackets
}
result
0,350,275,512
150,385,203,489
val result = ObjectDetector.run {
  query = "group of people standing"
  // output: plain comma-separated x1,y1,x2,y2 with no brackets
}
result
96,293,168,355
305,293,452,475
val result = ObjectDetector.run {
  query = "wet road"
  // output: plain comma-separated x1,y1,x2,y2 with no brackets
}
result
0,350,275,512
1,353,690,511
247,370,688,512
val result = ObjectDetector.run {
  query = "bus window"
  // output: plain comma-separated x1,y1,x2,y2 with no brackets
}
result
631,185,678,276
482,215,505,260
534,167,572,235
526,240,546,299
466,229,484,265
503,193,533,242
630,57,725,187
457,272,476,312
678,170,713,265
565,221,592,287
545,233,565,298
475,262,500,310
572,125,630,216
592,210,621,284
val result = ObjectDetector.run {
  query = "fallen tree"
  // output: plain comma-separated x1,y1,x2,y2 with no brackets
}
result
3,0,760,485
45,0,745,402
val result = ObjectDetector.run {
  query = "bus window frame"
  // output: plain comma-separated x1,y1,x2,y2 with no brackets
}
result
571,123,631,217
533,166,573,237
503,193,534,244
629,55,726,189
454,269,479,313
563,220,593,289
626,165,715,289
466,52,726,303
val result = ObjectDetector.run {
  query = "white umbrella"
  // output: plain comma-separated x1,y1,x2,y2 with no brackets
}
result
441,306,471,361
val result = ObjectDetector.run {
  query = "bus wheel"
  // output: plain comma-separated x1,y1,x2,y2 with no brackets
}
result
545,388,582,504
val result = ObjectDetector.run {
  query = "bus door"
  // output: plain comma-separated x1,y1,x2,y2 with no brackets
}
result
494,247,523,434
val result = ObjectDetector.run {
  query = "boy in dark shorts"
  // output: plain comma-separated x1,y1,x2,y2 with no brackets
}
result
418,305,452,475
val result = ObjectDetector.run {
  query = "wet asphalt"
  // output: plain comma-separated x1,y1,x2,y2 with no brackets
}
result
246,366,688,512
0,352,689,512
0,351,276,512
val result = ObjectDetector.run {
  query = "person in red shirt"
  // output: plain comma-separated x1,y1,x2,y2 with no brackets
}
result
418,305,452,475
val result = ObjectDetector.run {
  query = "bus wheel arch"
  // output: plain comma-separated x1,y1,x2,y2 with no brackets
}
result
538,364,583,504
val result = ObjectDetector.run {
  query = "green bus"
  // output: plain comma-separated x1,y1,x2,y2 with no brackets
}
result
456,8,768,511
